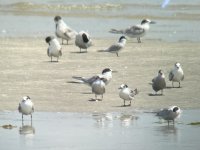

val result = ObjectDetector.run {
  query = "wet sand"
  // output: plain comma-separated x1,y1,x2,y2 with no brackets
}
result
0,37,200,112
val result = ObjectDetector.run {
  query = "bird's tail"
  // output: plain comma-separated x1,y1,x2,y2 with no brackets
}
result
109,28,123,34
72,76,85,83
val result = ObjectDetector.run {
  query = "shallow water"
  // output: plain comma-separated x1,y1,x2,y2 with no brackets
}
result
0,110,199,150
0,0,200,41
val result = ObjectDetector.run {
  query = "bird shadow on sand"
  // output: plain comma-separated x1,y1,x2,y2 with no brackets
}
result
148,93,164,96
67,81,82,84
43,60,59,63
166,86,182,89
113,105,131,108
88,98,102,102
70,51,88,54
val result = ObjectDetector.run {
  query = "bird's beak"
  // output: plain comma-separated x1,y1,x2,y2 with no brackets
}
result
118,87,122,89
150,21,156,24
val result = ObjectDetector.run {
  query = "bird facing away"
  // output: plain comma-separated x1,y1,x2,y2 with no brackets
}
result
156,106,181,125
110,19,156,43
72,68,113,86
119,84,138,106
75,31,92,53
91,76,106,101
103,36,127,57
54,16,77,45
169,62,184,88
18,96,34,122
45,36,62,62
152,70,166,95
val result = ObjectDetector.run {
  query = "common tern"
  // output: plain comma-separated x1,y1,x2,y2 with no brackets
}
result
119,84,138,106
18,96,34,122
169,62,184,88
91,76,106,101
54,16,77,45
156,106,181,125
100,36,127,57
152,70,166,95
45,36,62,62
110,19,155,43
75,31,92,53
72,68,113,86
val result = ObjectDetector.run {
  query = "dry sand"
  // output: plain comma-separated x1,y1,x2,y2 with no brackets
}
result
0,37,200,112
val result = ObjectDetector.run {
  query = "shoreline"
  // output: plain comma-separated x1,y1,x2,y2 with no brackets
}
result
0,37,200,112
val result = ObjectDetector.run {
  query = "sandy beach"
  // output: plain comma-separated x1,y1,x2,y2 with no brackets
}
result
0,37,200,112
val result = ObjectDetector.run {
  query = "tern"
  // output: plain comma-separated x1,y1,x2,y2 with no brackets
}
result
156,106,181,125
18,96,34,122
152,70,166,95
45,36,62,62
119,84,138,106
110,19,155,43
72,68,113,86
75,30,92,53
169,62,184,88
54,16,77,45
100,36,127,57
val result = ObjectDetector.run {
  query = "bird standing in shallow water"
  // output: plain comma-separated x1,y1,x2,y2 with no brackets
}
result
45,36,62,62
119,84,138,106
169,62,184,88
18,96,34,122
156,106,181,125
54,16,77,45
110,19,156,43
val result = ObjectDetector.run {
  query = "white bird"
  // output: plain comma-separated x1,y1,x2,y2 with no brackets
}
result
110,19,156,43
45,36,62,62
169,62,184,88
18,96,34,121
119,84,138,106
91,76,106,101
152,70,166,95
156,106,181,125
75,31,92,53
101,36,127,57
54,16,77,45
72,68,113,86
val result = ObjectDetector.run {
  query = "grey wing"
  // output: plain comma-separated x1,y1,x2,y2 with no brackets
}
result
168,71,174,81
107,44,122,52
157,108,169,117
125,26,145,35
86,76,99,86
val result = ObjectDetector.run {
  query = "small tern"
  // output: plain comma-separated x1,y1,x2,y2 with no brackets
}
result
54,16,77,45
75,31,92,53
45,36,62,62
156,106,181,125
18,96,34,122
110,19,156,43
169,62,184,88
119,84,138,106
99,36,127,57
72,68,113,86
152,70,166,95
